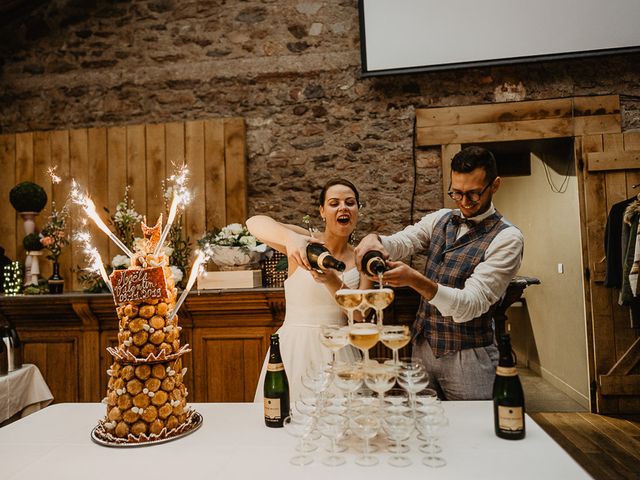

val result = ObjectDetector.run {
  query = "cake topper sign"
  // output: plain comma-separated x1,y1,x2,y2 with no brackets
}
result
110,267,168,304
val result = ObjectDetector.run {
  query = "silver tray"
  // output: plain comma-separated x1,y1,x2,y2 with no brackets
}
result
90,411,203,448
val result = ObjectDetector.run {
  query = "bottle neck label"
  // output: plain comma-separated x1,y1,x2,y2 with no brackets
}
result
497,405,524,431
496,366,518,376
317,251,330,269
267,362,284,372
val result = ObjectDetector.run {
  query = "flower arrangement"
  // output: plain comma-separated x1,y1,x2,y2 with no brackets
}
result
105,186,142,251
198,223,267,270
40,202,69,261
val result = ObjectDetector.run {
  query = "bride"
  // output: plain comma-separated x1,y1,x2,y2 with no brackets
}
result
248,179,365,403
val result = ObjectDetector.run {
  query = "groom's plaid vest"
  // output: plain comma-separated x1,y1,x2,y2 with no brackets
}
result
413,210,511,358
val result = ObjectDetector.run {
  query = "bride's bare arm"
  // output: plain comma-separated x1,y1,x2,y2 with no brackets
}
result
246,215,320,270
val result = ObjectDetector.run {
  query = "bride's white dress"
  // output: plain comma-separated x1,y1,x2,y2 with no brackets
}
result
254,267,360,403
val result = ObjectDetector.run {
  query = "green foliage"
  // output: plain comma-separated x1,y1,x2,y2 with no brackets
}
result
76,265,111,293
9,181,48,213
23,233,44,251
104,186,142,251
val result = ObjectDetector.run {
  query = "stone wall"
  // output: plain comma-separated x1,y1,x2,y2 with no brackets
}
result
2,0,640,241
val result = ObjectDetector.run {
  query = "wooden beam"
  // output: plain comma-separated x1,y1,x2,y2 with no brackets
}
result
416,95,620,129
587,150,640,172
606,337,640,376
600,374,640,395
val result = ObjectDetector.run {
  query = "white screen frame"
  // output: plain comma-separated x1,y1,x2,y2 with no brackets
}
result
359,0,640,76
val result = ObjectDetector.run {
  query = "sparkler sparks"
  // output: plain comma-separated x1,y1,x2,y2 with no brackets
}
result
167,250,206,322
70,180,134,258
47,166,62,184
153,165,191,257
74,230,113,293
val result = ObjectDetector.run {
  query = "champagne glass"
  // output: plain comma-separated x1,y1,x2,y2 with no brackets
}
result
301,363,333,398
348,323,380,365
379,325,411,366
335,289,364,326
320,324,349,365
382,411,415,467
363,288,394,326
332,362,363,407
284,414,316,465
363,361,396,407
397,359,429,414
349,412,381,466
415,412,449,468
416,404,445,450
317,413,348,466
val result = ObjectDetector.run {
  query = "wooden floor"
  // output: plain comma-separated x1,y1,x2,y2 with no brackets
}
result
531,412,640,480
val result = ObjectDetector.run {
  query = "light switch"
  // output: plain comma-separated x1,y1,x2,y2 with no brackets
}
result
557,263,564,274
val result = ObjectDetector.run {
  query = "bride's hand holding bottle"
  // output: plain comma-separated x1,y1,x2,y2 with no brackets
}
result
284,231,323,271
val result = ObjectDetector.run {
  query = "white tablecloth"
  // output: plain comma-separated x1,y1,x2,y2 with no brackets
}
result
0,401,590,479
0,363,53,424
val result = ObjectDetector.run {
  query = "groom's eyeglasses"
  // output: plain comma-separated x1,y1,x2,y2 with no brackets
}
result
447,182,492,204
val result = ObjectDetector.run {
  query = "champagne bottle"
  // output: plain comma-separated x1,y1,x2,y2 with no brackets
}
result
361,250,387,276
493,334,525,440
264,333,290,428
306,244,346,272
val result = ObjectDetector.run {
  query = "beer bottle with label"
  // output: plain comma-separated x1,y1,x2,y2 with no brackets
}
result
493,334,525,440
306,244,345,272
264,333,290,428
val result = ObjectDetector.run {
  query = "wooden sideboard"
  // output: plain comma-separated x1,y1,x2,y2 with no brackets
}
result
0,288,420,404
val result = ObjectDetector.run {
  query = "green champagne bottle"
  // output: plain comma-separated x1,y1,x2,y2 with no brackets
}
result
264,333,290,428
306,244,346,272
361,250,387,276
493,334,525,440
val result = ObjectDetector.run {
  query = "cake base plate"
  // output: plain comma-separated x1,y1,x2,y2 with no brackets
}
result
91,411,203,448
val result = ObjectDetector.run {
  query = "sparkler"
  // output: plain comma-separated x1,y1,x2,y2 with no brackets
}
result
75,230,113,293
167,250,206,322
71,180,134,258
153,165,191,257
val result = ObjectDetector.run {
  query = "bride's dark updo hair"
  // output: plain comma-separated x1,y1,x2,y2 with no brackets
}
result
318,178,360,207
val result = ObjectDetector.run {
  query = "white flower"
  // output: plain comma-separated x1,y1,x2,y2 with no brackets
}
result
112,255,130,268
163,246,174,257
170,265,184,283
239,235,256,248
133,237,147,253
225,223,244,235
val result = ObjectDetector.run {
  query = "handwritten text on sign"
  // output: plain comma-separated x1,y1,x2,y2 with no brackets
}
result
110,267,168,304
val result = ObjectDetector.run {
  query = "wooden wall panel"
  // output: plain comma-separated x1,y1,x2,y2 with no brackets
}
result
69,129,89,291
126,124,147,221
0,135,16,260
205,119,225,232
145,123,166,225
224,118,247,225
0,117,246,291
195,329,267,402
23,335,80,403
185,121,206,245
106,126,127,262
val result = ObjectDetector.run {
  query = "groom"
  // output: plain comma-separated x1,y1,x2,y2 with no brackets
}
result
355,146,524,400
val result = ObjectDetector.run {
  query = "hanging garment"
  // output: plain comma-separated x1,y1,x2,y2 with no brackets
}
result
605,197,634,288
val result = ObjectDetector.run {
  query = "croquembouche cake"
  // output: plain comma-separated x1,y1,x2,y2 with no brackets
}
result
93,216,199,444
